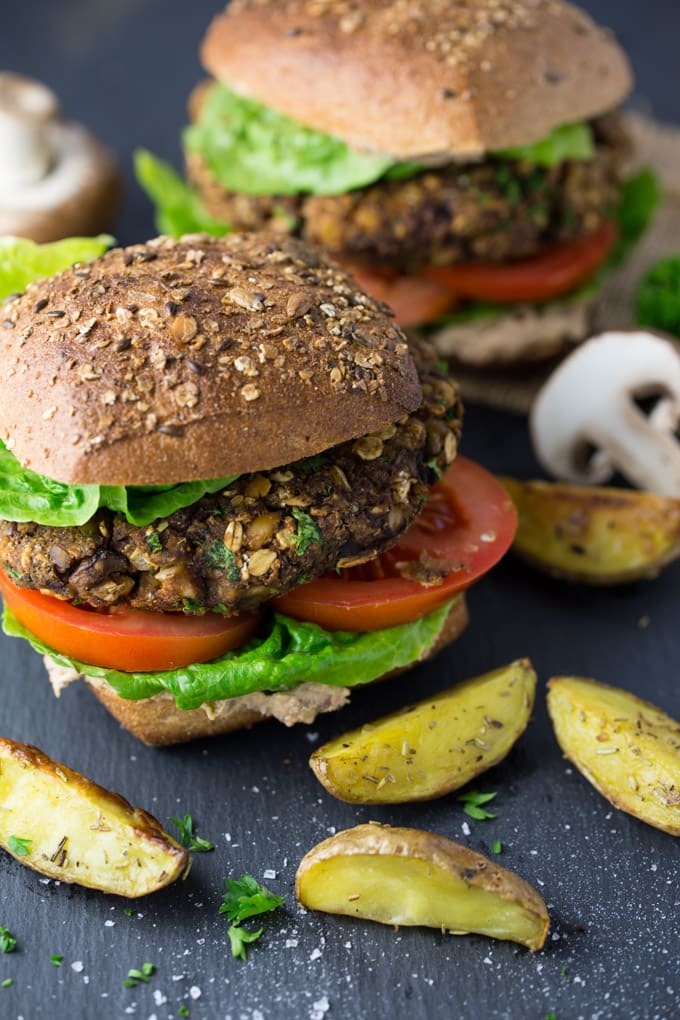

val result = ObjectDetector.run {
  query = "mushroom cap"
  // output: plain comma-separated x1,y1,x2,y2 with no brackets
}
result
530,329,680,496
0,233,422,486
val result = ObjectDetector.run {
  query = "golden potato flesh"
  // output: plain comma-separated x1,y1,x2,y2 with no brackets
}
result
309,660,535,803
500,478,680,584
547,677,680,836
296,823,549,951
0,739,189,895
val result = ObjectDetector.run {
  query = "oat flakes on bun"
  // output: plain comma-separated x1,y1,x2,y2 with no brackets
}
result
136,0,657,371
0,233,516,745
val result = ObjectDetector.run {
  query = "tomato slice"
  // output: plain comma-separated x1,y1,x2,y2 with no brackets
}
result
342,262,457,328
343,223,615,327
0,572,260,672
273,458,517,632
423,222,616,305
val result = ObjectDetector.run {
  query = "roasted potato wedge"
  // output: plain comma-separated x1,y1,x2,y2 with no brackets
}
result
500,478,680,584
296,823,549,951
309,659,536,803
547,677,680,836
0,739,189,895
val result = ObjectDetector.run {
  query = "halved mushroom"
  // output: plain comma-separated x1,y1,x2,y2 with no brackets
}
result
0,72,119,242
530,330,680,497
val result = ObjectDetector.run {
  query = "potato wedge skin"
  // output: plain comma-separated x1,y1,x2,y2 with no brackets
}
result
0,739,189,896
309,659,536,803
296,823,549,951
547,677,680,836
501,478,680,584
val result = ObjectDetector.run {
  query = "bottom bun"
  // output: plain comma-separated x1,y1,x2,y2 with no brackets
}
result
426,294,595,368
43,597,469,746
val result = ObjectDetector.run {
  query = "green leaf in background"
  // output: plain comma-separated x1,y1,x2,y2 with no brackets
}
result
183,82,413,197
134,149,231,238
496,122,594,168
610,167,661,267
0,440,238,527
4,599,456,709
0,234,113,302
635,252,680,338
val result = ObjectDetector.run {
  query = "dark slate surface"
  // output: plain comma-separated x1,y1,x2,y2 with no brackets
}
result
1,3,679,1019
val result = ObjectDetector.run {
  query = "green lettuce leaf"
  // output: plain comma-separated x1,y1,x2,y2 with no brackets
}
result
0,235,113,302
134,149,231,238
183,82,418,197
0,440,237,527
635,252,680,339
496,122,594,167
3,600,455,709
609,167,661,267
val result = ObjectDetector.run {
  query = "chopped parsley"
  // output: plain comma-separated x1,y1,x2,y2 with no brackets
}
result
123,908,134,917
123,962,155,988
205,540,239,581
220,874,285,961
169,814,214,853
490,840,503,855
145,531,162,553
7,836,32,857
1,978,11,988
227,925,263,961
50,954,63,967
182,598,207,615
6,566,21,582
291,509,323,556
425,457,442,479
457,790,497,821
0,929,15,954
178,1007,190,1018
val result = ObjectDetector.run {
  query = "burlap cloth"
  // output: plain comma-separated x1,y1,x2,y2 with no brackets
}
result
453,113,680,414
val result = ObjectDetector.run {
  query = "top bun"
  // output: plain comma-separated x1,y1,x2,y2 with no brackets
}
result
202,0,632,161
0,234,421,486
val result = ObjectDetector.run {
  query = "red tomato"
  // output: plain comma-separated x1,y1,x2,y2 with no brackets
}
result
343,223,615,327
273,458,517,632
0,572,260,672
342,262,458,328
423,222,616,305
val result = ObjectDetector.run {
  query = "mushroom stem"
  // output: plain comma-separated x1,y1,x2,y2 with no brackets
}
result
0,73,57,186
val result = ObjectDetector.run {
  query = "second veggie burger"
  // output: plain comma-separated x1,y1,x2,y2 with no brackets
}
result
159,0,646,367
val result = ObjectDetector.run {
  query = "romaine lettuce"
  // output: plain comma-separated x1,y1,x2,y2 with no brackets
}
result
0,235,113,302
496,122,594,168
134,149,231,239
3,600,456,709
182,82,412,197
0,440,238,527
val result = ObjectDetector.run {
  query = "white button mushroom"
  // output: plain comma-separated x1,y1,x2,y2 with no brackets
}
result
530,330,680,497
0,72,119,242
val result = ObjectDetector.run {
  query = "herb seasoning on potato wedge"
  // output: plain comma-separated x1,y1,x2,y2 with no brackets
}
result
547,677,680,835
500,478,680,584
0,739,189,894
296,823,549,950
309,659,536,803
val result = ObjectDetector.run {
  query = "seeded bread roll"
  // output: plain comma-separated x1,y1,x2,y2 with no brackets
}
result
201,0,632,161
45,596,469,746
0,234,421,486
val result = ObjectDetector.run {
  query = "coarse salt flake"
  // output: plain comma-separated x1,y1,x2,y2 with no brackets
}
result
310,996,330,1020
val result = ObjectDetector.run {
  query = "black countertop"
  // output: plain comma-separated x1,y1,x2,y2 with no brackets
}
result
1,3,679,1019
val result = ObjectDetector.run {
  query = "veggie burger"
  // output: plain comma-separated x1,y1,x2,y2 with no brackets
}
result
152,0,650,369
0,233,515,745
